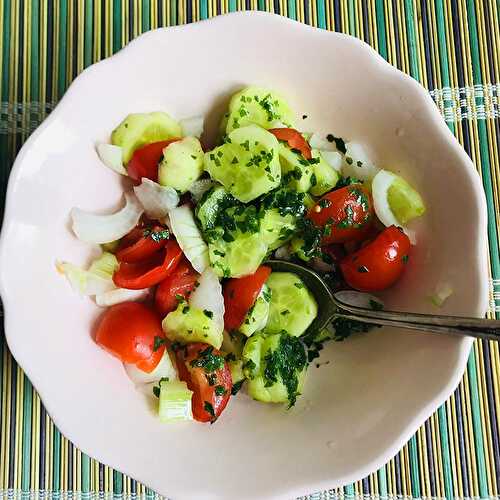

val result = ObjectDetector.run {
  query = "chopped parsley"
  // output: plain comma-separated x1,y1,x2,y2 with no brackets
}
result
204,401,216,420
153,336,166,352
190,346,225,373
143,228,170,242
263,333,307,408
203,309,214,319
214,385,227,396
402,254,409,264
231,380,244,395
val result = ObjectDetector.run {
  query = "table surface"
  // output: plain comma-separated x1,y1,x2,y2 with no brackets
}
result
1,1,499,499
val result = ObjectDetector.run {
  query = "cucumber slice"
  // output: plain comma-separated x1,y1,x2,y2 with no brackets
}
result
278,143,313,192
204,125,281,202
195,185,232,231
162,303,223,349
261,209,296,251
266,272,318,337
221,330,246,385
309,149,340,196
290,236,310,262
242,331,307,405
387,175,426,224
209,230,268,278
239,284,271,337
158,137,204,193
111,111,182,164
225,87,296,134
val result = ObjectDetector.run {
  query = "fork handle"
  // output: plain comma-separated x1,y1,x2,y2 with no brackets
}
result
332,297,500,341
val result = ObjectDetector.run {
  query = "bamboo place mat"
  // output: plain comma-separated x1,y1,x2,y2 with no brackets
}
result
1,1,500,499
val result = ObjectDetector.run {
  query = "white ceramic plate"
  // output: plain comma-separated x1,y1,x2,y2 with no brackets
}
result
0,12,489,500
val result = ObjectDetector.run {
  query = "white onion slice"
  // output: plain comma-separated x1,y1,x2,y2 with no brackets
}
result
189,267,224,330
309,133,339,152
56,261,115,296
168,205,209,273
134,178,179,219
124,350,178,387
180,116,204,138
335,290,384,311
342,142,380,181
95,287,149,307
269,121,287,129
320,150,343,172
71,192,143,244
96,143,127,175
372,170,400,228
188,179,214,203
274,245,292,261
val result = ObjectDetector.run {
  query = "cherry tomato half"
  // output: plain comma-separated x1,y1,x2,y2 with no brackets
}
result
340,225,411,292
155,259,199,317
307,184,373,244
116,224,170,263
95,302,165,373
113,239,183,290
269,128,312,160
223,265,272,331
175,343,232,423
127,139,179,184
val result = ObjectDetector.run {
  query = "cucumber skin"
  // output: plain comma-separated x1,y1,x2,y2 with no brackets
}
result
111,111,182,164
162,304,223,349
158,137,204,193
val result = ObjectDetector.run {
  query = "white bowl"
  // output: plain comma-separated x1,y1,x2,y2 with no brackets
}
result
0,12,489,500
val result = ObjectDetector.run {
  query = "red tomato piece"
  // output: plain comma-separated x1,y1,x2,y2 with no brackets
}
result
340,225,411,292
307,184,373,244
95,302,165,373
116,225,170,263
223,265,272,331
175,343,232,423
269,128,312,160
155,259,199,317
127,139,180,184
113,239,183,290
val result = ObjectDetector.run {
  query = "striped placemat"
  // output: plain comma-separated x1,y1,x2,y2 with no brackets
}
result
1,1,499,499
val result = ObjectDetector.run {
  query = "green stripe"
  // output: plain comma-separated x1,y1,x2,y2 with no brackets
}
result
316,0,326,29
375,0,388,60
52,428,61,493
113,470,123,497
403,0,421,81
408,435,421,497
113,0,122,53
287,0,296,20
258,0,266,11
30,0,40,101
467,348,489,496
434,0,451,88
200,0,208,20
84,1,92,67
438,405,453,499
348,0,356,36
228,0,237,12
142,0,150,32
1,0,11,101
377,465,388,497
57,0,68,98
170,0,177,26
21,377,33,493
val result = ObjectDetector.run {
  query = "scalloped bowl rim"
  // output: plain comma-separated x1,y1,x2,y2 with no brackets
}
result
0,12,489,500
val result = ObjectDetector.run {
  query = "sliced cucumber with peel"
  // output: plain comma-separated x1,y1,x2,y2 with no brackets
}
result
111,111,182,164
265,272,318,337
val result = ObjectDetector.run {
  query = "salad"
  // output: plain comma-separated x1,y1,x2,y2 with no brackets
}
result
59,86,425,424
